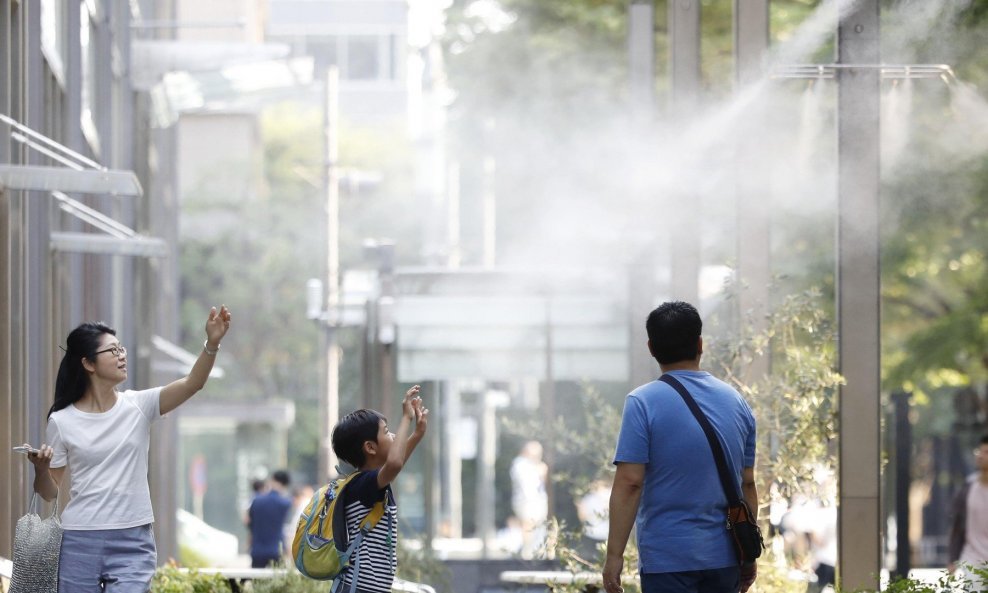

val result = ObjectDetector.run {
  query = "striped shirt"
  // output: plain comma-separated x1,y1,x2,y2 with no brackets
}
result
338,470,398,593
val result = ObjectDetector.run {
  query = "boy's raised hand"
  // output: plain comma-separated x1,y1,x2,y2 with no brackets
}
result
412,397,429,438
402,385,421,419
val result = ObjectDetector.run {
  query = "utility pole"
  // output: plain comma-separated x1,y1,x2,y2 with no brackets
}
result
669,0,700,305
320,66,341,482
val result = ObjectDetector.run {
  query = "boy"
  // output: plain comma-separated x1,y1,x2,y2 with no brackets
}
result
331,385,429,593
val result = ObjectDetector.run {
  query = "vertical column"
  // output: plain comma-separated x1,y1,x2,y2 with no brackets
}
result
628,0,654,117
322,67,341,482
541,298,556,514
668,0,700,305
836,2,881,591
481,132,496,269
442,380,463,538
423,380,440,546
476,390,497,557
0,0,13,558
377,242,396,421
628,1,658,387
628,254,658,387
733,0,770,380
24,0,48,449
892,391,911,578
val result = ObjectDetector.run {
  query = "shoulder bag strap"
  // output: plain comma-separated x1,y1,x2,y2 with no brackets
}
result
659,374,742,506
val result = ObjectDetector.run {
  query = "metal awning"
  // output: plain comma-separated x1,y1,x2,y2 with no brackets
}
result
0,164,142,196
152,335,225,379
1,113,167,258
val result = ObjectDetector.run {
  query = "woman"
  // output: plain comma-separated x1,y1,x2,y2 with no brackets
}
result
21,305,231,593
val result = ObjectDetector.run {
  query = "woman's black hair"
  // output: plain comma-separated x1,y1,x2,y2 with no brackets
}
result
48,322,116,418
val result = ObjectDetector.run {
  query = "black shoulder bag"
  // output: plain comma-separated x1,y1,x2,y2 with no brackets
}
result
659,374,764,565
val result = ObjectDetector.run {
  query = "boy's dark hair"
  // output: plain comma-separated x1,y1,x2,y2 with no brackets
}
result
332,409,386,468
646,301,702,364
272,470,291,487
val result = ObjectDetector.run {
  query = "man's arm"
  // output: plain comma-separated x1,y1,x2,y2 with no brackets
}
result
741,466,758,520
602,462,644,593
739,466,759,593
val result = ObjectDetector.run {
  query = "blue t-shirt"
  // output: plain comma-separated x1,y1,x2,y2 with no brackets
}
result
613,370,757,573
248,490,293,559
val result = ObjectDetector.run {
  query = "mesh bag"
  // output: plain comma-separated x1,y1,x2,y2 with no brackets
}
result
9,494,62,593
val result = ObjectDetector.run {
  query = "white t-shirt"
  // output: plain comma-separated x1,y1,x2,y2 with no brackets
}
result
46,387,162,530
961,481,988,565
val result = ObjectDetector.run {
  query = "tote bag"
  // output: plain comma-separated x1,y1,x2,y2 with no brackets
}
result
9,493,62,593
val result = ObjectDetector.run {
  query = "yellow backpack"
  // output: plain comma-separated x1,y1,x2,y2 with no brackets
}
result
291,471,388,582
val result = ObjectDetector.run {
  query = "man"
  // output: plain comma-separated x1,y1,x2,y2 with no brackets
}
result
247,469,294,568
948,435,988,590
603,301,758,593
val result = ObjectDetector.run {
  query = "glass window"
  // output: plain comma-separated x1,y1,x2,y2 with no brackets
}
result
80,3,99,148
306,35,340,74
40,0,66,81
346,36,379,81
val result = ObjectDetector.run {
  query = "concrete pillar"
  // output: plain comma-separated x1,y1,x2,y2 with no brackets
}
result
733,0,771,381
476,390,497,556
629,0,654,117
836,2,882,590
442,380,463,538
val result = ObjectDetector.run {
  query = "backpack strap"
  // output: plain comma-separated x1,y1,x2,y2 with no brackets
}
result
358,500,386,531
347,531,365,593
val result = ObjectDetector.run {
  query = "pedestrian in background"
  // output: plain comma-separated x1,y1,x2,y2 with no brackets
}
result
948,435,988,590
510,440,549,559
247,470,294,568
22,305,231,593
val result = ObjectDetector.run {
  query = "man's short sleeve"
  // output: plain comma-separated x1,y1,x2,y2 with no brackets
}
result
613,394,650,465
348,470,388,507
46,417,67,469
743,402,757,467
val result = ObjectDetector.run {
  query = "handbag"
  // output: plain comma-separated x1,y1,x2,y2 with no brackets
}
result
659,374,764,565
9,493,62,593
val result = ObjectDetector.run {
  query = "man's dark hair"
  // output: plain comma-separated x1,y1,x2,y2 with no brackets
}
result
980,434,988,446
272,470,291,487
332,409,386,468
645,301,703,364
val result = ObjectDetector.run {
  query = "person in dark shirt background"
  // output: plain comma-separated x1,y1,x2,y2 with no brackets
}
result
247,469,294,568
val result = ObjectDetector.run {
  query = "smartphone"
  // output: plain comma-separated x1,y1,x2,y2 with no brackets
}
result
12,445,39,455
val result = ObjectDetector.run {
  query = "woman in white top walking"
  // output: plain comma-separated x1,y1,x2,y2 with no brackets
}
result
21,305,231,593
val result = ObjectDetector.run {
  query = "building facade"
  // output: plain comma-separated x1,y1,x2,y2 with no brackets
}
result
1,0,181,559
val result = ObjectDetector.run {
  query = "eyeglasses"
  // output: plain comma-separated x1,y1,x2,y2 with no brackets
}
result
95,344,126,357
